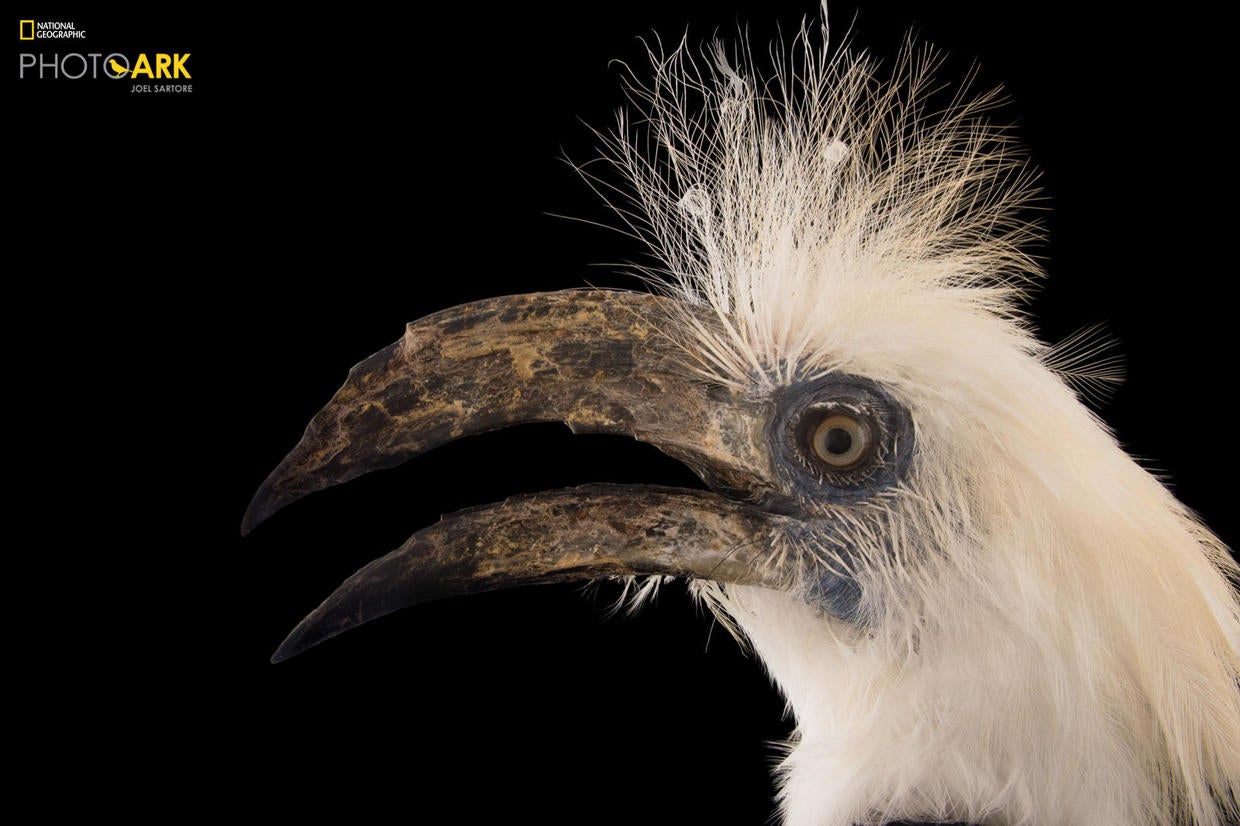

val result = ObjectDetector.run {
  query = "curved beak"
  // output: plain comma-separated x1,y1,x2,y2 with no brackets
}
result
271,485,793,662
246,290,786,661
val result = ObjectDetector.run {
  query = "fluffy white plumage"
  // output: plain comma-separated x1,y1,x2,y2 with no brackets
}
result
593,6,1240,825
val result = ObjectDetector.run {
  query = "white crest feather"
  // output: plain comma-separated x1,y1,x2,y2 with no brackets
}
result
588,4,1240,825
1043,323,1126,406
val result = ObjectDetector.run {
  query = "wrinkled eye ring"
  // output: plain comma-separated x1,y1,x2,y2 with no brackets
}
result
808,411,874,471
766,374,914,506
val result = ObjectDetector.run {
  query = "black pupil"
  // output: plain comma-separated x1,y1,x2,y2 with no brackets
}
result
826,427,852,455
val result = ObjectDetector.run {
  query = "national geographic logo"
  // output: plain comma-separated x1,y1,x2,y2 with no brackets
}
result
16,17,193,94
20,19,86,39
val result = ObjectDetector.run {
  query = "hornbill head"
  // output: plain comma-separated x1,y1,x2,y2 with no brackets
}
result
244,287,903,654
244,8,1240,826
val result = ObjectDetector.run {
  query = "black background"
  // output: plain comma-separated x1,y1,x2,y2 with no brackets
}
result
13,3,1237,822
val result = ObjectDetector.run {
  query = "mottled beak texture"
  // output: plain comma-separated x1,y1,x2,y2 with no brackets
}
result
246,290,790,661
270,485,793,662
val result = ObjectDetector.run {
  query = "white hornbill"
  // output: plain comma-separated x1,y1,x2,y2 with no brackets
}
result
244,6,1240,825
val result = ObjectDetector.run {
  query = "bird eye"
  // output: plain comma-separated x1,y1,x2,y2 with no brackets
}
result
809,413,872,470
767,374,912,506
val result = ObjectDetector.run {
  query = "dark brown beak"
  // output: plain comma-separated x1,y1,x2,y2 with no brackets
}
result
271,485,793,662
245,290,786,661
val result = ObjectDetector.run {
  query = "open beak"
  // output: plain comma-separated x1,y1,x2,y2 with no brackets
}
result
245,290,789,661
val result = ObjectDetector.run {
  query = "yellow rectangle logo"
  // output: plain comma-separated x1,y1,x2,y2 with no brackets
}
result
19,20,34,40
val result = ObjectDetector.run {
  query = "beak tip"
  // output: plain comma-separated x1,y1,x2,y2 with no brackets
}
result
240,501,266,537
269,594,357,664
270,624,314,664
241,477,288,537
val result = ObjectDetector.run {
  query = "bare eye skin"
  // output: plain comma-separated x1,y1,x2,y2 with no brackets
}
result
811,413,872,470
